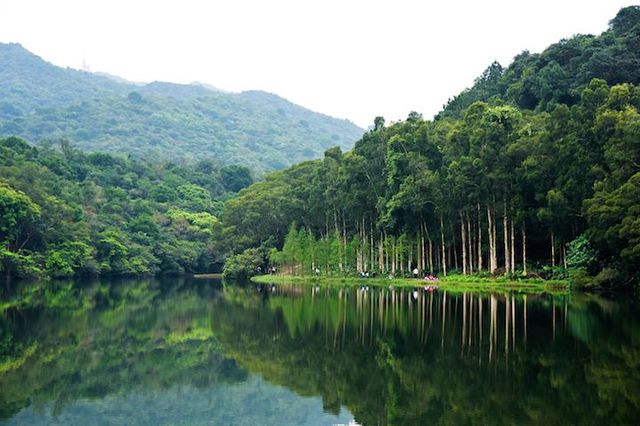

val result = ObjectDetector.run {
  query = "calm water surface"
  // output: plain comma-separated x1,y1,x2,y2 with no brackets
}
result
0,277,639,425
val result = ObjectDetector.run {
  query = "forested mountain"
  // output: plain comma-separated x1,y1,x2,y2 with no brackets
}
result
438,6,640,119
0,43,363,173
219,7,640,286
0,136,251,279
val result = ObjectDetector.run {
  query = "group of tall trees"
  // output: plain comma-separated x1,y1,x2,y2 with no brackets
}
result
221,78,639,285
220,8,640,285
0,136,253,282
2,7,639,287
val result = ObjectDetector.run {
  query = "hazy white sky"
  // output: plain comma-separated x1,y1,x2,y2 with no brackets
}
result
0,0,636,127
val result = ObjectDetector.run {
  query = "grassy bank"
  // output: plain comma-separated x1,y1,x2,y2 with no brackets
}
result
251,274,570,295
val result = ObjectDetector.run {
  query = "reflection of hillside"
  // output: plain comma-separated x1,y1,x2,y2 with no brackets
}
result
213,286,640,425
0,278,246,420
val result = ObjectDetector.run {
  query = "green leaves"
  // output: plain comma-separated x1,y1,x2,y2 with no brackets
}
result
0,136,235,280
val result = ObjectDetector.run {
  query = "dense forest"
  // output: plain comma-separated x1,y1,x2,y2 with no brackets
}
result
219,7,640,287
0,136,252,281
0,43,362,173
2,7,640,288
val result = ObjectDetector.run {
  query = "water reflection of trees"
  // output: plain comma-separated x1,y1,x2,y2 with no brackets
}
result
0,278,245,420
216,284,640,425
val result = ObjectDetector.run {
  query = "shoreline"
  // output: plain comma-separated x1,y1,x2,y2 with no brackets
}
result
251,274,570,295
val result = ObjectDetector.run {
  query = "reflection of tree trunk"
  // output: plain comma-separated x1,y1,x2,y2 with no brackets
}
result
503,201,510,274
511,295,516,352
478,296,483,348
369,291,374,345
489,294,497,361
441,291,447,349
552,299,556,340
333,289,342,352
468,294,474,347
505,295,510,358
462,293,467,347
429,291,433,325
523,295,527,344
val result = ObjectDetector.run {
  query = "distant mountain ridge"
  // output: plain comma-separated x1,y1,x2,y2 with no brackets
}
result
0,43,363,172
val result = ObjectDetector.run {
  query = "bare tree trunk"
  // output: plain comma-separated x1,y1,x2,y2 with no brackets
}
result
334,209,343,272
408,240,413,274
420,223,426,274
503,201,510,274
551,232,555,269
492,206,498,273
370,219,374,273
510,217,515,273
440,215,447,277
384,238,388,274
522,225,527,275
460,211,467,275
467,212,473,274
562,242,567,269
378,233,384,272
342,210,347,271
487,205,496,274
356,220,361,273
453,222,459,273
392,237,396,275
428,237,434,275
477,203,483,272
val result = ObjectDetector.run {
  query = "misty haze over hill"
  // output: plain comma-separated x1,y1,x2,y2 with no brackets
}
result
0,43,363,172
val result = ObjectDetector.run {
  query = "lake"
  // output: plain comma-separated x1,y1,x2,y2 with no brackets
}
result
1,277,639,425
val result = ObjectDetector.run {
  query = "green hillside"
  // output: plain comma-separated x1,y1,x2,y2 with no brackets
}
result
0,43,363,173
438,6,640,119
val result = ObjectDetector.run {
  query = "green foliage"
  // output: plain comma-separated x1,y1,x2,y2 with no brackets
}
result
566,234,599,272
438,7,640,118
222,248,266,280
220,165,253,193
0,183,40,246
45,241,93,278
0,44,363,174
0,247,41,279
0,136,232,280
